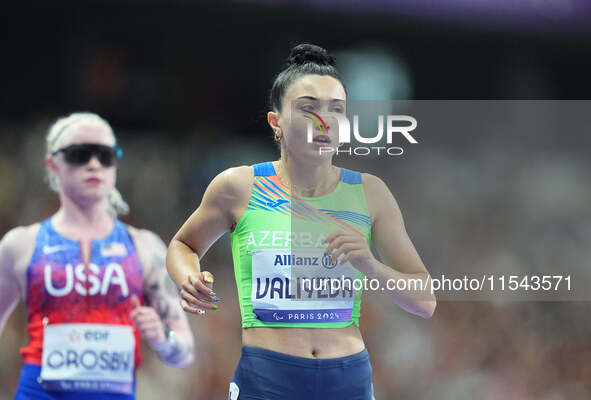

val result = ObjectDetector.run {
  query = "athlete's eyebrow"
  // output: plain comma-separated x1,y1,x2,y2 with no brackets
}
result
296,96,345,102
296,96,319,102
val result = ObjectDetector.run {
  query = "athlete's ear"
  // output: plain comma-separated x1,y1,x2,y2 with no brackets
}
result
267,111,280,133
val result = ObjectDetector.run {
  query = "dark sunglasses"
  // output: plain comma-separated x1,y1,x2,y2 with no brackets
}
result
52,144,123,167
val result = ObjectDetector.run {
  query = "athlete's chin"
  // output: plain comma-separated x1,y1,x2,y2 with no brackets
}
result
297,145,335,162
70,187,111,205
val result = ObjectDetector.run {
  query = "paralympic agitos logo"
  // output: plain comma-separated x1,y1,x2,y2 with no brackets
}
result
304,111,418,156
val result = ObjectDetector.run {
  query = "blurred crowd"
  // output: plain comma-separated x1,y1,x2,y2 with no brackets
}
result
0,112,590,399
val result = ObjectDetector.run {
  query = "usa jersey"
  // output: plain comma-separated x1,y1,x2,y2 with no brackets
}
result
20,218,144,369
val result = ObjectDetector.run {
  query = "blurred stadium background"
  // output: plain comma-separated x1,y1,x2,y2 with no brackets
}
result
1,1,591,399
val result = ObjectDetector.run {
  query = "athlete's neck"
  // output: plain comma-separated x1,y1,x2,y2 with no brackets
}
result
274,157,339,198
52,195,114,240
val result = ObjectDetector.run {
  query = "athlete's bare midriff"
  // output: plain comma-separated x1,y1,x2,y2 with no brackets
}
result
242,325,365,359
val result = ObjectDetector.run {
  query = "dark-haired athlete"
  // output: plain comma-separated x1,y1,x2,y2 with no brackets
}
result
167,44,436,400
0,113,194,399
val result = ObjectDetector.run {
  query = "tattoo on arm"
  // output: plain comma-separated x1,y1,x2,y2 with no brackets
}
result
146,239,180,321
144,233,194,366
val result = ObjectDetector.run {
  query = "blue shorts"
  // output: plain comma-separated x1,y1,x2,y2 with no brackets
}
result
14,364,136,400
230,346,375,400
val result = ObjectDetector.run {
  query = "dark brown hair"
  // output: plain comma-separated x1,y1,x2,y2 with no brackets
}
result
269,43,346,112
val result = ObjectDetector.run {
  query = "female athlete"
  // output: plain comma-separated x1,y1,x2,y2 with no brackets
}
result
0,112,195,399
166,44,436,400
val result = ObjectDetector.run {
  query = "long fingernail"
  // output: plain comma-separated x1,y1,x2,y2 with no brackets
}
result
212,305,218,310
198,310,205,315
206,276,214,283
209,291,216,296
213,298,220,303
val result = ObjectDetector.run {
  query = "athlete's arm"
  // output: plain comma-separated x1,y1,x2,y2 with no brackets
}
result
166,166,252,315
0,229,24,334
131,229,195,368
326,174,436,319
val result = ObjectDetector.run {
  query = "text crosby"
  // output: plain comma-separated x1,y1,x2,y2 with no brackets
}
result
45,349,132,372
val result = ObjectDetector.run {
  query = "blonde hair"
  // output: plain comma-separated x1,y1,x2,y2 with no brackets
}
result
46,112,130,217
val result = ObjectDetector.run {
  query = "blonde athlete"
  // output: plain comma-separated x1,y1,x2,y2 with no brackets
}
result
0,113,194,399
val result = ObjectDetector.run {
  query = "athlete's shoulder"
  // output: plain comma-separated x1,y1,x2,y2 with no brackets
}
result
360,173,398,224
0,223,41,269
1,223,41,253
360,172,389,194
125,225,165,251
217,165,253,187
205,165,253,201
125,225,166,274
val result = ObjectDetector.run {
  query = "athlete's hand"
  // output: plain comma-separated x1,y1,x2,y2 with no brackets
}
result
130,295,167,346
325,230,375,273
179,270,218,315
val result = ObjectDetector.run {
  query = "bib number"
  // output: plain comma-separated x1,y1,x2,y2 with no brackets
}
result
40,323,135,394
251,248,360,323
